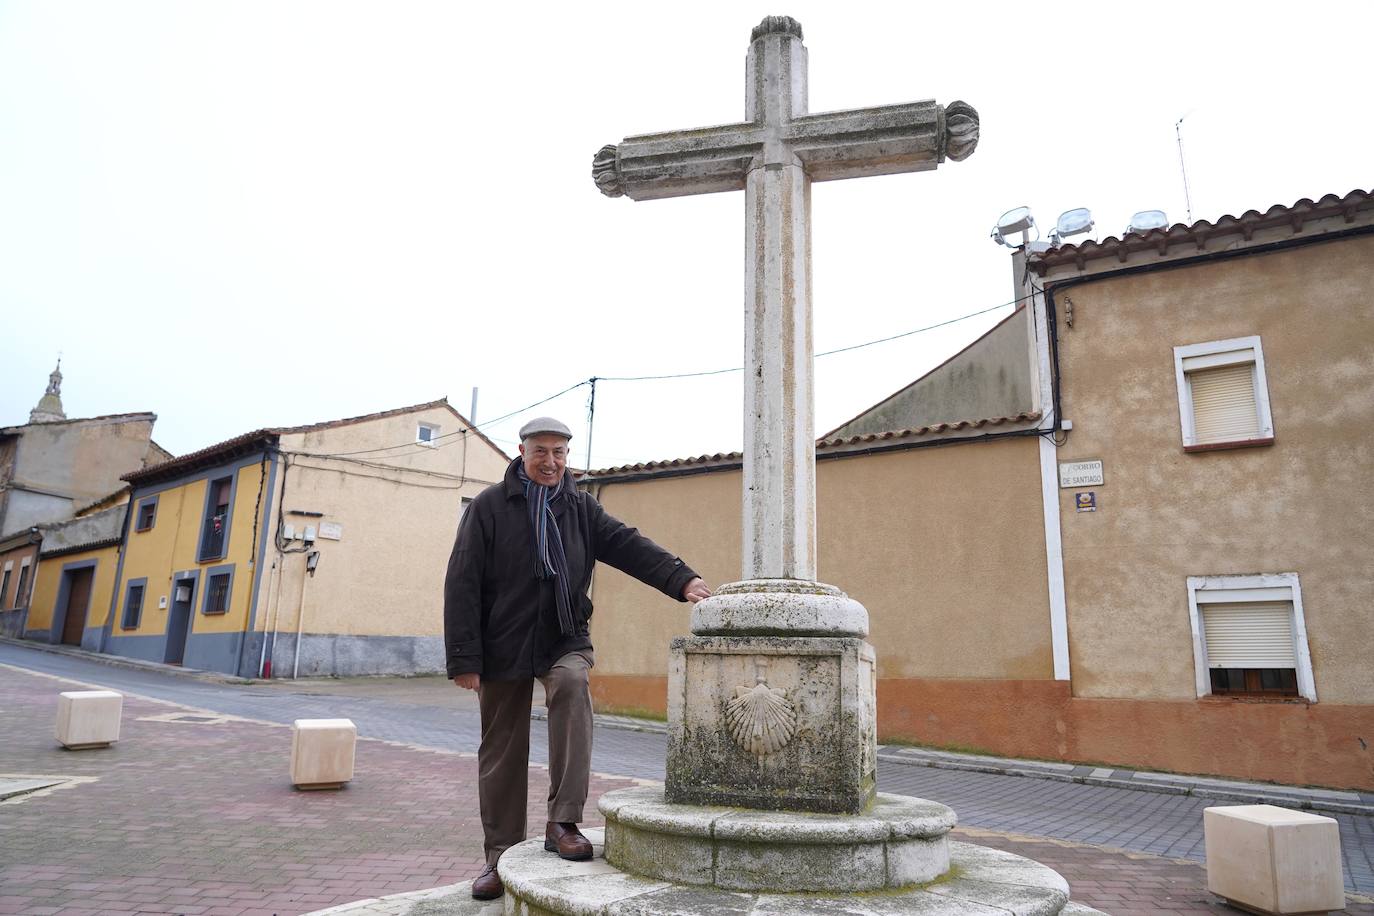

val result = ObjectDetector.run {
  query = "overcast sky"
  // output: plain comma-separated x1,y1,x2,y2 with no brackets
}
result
2,2,1370,470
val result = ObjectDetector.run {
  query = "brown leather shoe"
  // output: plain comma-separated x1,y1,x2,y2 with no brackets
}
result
471,862,503,900
544,821,593,860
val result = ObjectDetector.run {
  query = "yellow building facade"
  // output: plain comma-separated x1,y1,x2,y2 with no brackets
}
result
102,399,508,677
17,488,130,647
27,541,123,647
105,446,273,670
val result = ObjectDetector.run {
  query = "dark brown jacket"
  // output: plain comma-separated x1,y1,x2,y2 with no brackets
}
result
443,457,698,680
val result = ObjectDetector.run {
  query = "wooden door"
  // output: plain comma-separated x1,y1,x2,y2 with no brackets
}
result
61,568,93,645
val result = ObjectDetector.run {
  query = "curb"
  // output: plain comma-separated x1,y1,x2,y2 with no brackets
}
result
877,746,1374,818
533,706,668,735
0,635,254,685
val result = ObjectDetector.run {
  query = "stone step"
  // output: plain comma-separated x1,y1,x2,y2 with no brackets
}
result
600,786,956,893
499,827,1107,915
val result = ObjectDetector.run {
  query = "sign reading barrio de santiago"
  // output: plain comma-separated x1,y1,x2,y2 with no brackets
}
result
1059,459,1106,488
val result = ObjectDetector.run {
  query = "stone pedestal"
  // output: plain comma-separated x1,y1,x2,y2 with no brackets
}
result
55,690,122,750
497,827,1103,916
666,580,875,814
1205,805,1345,914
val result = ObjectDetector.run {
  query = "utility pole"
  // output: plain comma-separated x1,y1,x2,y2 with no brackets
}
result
1176,115,1194,224
585,377,598,472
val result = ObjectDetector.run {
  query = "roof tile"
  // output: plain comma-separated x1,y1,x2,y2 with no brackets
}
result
585,411,1042,479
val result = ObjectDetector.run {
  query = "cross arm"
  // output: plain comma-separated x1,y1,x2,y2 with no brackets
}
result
593,122,764,201
786,100,979,182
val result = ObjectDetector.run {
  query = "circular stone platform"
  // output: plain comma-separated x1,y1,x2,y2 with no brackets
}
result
601,786,955,892
498,827,1110,916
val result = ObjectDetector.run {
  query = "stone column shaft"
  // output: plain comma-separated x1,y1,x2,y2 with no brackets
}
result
741,25,816,582
742,162,815,581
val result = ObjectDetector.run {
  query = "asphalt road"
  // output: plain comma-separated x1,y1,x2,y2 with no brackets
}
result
3,642,1371,894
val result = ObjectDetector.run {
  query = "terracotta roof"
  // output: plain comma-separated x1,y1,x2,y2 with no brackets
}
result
273,397,450,435
584,411,1041,479
123,429,279,485
1029,189,1374,275
40,536,122,559
0,411,157,435
124,397,508,485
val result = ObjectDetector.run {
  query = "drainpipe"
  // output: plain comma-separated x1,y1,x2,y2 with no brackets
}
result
257,556,280,677
291,550,319,679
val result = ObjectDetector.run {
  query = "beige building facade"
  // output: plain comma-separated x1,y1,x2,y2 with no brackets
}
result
582,416,1051,726
260,400,509,677
1025,189,1374,789
581,189,1374,791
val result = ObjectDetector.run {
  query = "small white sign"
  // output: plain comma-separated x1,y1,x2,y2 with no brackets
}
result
318,521,343,541
1059,460,1105,488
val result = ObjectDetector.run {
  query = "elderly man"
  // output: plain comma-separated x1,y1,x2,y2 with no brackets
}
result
444,417,710,900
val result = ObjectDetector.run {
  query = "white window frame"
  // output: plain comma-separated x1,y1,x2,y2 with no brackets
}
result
1172,335,1274,451
416,422,440,447
1186,573,1315,701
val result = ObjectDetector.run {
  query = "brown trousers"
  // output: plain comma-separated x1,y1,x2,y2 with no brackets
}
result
476,650,593,865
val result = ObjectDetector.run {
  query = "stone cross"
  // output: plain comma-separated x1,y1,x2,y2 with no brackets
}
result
595,15,978,582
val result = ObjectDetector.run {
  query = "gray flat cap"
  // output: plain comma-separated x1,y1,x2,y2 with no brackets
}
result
518,416,573,441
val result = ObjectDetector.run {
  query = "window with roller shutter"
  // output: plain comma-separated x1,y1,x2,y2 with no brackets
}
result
1173,336,1274,451
1200,602,1298,696
1187,574,1315,701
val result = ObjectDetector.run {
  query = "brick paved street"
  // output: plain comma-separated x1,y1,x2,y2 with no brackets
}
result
2,644,1373,914
0,662,649,915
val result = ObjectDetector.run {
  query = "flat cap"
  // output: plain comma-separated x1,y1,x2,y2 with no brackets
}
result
518,416,573,441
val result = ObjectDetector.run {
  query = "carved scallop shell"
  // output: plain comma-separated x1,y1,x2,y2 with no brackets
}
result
725,682,797,757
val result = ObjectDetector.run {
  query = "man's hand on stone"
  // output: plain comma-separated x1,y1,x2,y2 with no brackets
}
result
682,577,712,603
453,673,480,691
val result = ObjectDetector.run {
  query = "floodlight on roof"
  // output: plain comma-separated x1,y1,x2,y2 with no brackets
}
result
1126,209,1168,234
990,206,1037,248
1049,208,1094,245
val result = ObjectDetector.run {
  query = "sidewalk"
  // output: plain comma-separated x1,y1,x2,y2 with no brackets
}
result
878,745,1374,819
0,635,253,686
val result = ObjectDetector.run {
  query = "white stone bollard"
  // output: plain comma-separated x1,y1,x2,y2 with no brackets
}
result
55,690,123,749
1204,804,1344,914
290,718,356,790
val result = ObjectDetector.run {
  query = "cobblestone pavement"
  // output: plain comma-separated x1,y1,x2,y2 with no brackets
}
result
2,643,1372,914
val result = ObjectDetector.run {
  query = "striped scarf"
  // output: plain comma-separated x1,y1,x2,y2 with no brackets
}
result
518,464,576,637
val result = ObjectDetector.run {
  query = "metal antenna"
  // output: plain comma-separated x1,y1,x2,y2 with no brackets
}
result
1175,114,1194,224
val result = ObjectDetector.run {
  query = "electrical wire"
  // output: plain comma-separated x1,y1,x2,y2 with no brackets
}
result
286,455,498,491
299,293,1032,460
815,298,1024,359
303,379,592,459
598,293,1030,381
